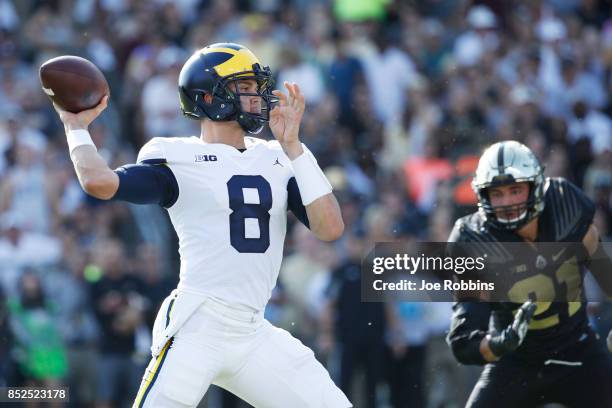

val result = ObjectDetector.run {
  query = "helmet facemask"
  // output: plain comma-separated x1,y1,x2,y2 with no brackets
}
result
478,179,540,230
215,64,278,134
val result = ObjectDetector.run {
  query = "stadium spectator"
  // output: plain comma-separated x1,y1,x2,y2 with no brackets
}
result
321,230,386,408
385,302,429,408
0,285,14,387
89,239,146,408
0,216,62,297
8,271,67,407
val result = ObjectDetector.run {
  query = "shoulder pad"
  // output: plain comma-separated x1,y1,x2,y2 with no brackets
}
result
448,212,513,262
544,178,595,241
137,137,168,163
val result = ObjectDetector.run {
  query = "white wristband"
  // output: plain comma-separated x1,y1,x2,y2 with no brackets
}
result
66,129,96,153
291,150,332,205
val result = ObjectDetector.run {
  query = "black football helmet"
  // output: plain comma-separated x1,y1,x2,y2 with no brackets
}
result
178,43,277,134
472,141,545,230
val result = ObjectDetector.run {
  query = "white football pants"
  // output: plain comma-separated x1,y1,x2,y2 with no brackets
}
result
133,293,352,408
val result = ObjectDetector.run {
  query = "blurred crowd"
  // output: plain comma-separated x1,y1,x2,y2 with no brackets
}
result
0,0,611,407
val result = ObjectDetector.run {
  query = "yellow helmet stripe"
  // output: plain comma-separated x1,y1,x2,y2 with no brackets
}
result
201,47,261,78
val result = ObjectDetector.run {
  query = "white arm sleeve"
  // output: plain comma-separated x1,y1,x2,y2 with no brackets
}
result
289,143,332,206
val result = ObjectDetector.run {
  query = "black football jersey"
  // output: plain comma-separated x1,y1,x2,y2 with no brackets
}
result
447,177,596,362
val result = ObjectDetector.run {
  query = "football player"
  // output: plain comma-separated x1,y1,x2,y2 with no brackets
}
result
446,141,612,407
52,43,351,407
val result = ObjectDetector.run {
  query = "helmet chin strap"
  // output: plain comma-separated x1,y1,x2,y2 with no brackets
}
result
237,113,264,134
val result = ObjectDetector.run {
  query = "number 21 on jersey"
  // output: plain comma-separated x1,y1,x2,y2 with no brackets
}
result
508,257,582,329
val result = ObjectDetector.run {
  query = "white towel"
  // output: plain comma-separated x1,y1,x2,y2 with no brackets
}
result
150,289,207,357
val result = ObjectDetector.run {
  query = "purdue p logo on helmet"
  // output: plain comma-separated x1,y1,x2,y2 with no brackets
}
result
472,141,545,230
178,43,277,134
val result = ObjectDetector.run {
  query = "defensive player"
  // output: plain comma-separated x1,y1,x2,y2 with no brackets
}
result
447,141,612,407
52,43,352,407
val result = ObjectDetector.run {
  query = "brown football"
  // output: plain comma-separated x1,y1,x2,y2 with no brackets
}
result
39,55,109,113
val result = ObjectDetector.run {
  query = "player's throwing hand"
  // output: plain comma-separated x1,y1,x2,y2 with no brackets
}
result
53,95,109,131
270,81,305,159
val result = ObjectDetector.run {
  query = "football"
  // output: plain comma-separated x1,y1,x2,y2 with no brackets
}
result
39,55,109,113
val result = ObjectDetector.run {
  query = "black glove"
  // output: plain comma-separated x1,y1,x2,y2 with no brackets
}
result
488,301,537,358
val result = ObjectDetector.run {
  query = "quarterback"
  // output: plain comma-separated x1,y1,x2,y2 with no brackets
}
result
446,141,612,407
53,43,351,407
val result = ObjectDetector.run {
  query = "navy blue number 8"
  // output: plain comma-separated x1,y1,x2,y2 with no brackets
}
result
227,175,272,253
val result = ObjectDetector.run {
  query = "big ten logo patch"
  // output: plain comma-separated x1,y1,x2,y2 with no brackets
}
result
195,154,218,162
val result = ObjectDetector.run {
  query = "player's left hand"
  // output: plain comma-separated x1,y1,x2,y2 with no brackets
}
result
270,81,305,159
607,329,612,353
488,301,536,357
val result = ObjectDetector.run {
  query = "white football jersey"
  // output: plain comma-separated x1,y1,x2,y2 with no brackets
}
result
137,136,308,311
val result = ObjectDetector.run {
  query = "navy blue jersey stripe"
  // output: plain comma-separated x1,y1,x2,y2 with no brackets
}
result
165,298,175,328
113,163,179,208
140,158,167,165
287,177,309,228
